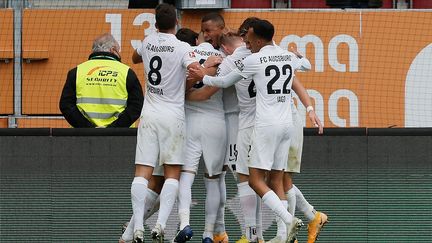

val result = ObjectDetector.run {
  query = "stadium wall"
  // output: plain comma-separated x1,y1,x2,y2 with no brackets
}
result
1,9,432,128
1,128,431,242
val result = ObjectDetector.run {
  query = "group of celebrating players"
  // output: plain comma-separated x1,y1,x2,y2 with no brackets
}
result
119,3,328,243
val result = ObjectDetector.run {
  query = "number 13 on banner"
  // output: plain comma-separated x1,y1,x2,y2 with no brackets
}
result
105,13,157,51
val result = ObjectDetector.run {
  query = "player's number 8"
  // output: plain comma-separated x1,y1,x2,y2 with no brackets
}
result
148,56,162,86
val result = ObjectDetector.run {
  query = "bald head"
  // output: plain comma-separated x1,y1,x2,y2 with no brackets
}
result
92,33,120,54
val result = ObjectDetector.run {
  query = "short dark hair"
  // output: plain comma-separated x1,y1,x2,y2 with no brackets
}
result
176,28,199,46
238,17,260,37
155,3,176,31
250,19,274,42
201,12,225,28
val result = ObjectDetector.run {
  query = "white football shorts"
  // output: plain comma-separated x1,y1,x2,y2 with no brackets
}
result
236,126,253,175
249,123,294,171
224,112,239,168
183,112,227,176
286,109,304,173
135,112,185,170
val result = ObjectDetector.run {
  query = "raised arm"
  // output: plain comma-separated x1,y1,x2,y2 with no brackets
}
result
132,49,143,64
290,46,311,71
185,62,202,90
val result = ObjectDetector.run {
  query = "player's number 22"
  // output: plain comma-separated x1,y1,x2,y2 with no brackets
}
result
265,64,292,95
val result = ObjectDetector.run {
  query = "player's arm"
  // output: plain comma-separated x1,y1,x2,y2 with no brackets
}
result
188,67,244,88
186,62,202,90
186,86,220,101
290,46,311,71
132,48,143,64
185,55,224,100
188,56,249,88
292,77,323,134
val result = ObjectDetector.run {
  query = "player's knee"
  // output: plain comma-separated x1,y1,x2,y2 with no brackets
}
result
248,177,259,191
268,177,281,190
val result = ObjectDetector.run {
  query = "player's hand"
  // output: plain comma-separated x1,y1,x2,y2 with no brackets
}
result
203,55,222,68
289,46,303,59
308,110,323,134
187,66,206,83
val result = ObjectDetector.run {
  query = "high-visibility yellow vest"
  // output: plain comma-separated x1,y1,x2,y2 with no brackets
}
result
76,58,129,127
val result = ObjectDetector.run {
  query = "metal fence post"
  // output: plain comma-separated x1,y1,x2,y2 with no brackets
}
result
7,0,25,128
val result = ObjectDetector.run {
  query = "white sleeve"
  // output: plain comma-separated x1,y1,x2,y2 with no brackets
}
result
203,70,244,88
217,59,232,77
181,44,197,68
298,57,311,71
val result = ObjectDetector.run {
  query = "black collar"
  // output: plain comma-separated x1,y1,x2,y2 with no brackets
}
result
89,52,121,62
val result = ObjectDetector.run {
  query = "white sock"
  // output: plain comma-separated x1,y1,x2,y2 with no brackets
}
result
275,200,288,239
203,177,220,239
178,172,195,229
262,191,293,224
122,188,159,240
121,215,134,241
293,185,315,221
286,187,296,216
238,182,257,241
215,171,227,234
256,196,264,240
156,178,179,230
144,188,160,220
131,177,148,232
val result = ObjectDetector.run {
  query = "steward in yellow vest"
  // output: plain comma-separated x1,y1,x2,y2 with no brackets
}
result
60,33,143,128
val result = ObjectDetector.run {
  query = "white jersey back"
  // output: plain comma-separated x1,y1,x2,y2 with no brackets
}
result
218,45,254,129
138,32,195,120
186,42,224,119
236,45,300,127
222,86,239,114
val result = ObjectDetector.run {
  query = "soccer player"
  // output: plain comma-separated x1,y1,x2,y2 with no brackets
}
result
217,20,264,243
215,19,319,243
121,4,200,243
175,14,227,243
200,13,233,243
189,19,315,243
268,47,328,243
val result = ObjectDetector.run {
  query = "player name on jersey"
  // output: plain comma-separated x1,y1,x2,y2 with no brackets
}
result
147,85,163,95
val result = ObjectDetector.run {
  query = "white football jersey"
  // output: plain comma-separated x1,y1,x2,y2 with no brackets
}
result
218,45,254,129
235,45,301,127
186,42,224,119
138,32,196,120
222,86,239,114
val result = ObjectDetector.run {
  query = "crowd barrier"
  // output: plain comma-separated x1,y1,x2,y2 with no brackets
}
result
1,128,431,242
